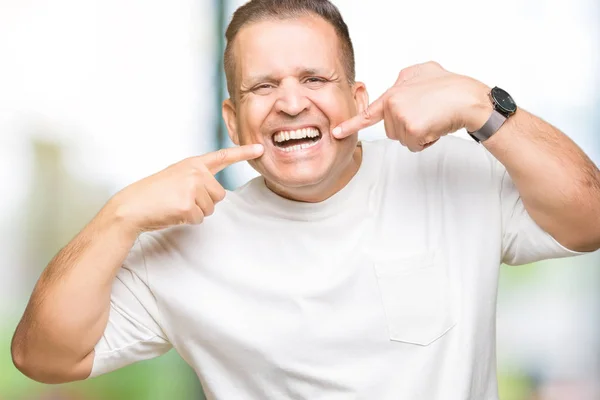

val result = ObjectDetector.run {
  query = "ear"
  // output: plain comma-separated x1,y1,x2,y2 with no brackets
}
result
222,98,240,145
352,82,369,116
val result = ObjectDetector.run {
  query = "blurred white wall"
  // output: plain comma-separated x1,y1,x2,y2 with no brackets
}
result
0,0,217,313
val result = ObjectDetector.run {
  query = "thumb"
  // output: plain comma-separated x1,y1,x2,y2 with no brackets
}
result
332,95,384,139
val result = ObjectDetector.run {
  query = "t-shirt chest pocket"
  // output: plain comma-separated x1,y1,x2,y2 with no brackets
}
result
373,251,456,346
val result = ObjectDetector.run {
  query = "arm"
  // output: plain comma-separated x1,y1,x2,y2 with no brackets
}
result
11,205,137,383
332,61,600,253
473,106,600,253
11,144,264,384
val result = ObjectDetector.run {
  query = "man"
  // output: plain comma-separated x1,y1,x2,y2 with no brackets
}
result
11,0,600,398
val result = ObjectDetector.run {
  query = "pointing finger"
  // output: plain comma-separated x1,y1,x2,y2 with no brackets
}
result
202,144,264,175
331,94,385,139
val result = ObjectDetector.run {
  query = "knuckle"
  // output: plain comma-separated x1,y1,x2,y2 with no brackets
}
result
389,105,405,124
189,159,208,175
189,167,204,181
178,190,197,211
426,60,442,69
205,203,215,216
183,210,194,222
387,92,401,109
397,66,416,83
405,121,418,135
189,206,204,223
216,149,228,162
215,189,226,202
187,172,205,192
406,120,427,137
184,157,201,170
178,200,195,215
419,136,436,147
397,69,409,81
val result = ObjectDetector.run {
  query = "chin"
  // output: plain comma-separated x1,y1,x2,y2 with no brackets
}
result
263,165,331,190
274,171,327,188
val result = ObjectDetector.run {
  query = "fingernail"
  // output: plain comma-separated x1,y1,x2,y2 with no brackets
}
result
332,127,341,137
253,144,264,152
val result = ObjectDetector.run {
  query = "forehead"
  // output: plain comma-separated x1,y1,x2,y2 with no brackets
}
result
234,15,342,81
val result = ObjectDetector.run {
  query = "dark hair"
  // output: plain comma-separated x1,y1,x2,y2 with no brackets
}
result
224,0,356,99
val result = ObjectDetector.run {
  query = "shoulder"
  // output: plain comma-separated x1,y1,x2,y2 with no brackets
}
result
363,135,504,186
136,226,200,266
364,135,488,163
137,188,253,261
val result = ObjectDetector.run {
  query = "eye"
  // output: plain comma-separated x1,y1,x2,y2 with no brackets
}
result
303,77,328,88
252,83,276,95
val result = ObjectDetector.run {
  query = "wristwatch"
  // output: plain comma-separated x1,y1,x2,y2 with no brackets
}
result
468,86,517,143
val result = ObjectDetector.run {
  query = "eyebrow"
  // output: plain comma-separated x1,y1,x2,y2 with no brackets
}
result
242,68,331,87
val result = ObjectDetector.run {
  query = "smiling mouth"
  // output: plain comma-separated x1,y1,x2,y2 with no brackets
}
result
272,127,323,152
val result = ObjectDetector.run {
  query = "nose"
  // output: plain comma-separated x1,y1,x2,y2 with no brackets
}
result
274,80,310,117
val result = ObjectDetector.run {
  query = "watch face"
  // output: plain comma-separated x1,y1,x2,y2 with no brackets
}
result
491,87,517,114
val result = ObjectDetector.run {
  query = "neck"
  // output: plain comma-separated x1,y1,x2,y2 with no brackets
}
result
265,144,363,203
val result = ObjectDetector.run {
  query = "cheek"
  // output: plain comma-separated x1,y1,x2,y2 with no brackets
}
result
310,88,356,125
238,98,273,137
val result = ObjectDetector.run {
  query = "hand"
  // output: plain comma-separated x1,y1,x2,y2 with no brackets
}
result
332,61,492,152
109,144,264,232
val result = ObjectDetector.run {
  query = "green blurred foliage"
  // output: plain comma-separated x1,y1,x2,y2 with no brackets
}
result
498,372,534,400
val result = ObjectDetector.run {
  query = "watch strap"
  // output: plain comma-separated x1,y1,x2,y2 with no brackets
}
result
468,110,507,143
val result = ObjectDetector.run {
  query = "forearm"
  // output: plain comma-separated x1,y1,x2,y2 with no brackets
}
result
11,199,139,383
481,107,600,252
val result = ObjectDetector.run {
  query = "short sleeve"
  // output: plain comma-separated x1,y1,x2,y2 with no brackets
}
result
89,234,172,378
499,164,589,265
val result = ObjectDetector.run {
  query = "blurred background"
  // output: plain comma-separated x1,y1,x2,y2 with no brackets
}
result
0,0,598,398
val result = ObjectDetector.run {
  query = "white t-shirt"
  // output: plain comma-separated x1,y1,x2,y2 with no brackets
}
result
90,137,584,399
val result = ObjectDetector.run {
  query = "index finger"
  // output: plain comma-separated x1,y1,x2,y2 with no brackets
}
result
332,95,385,139
202,144,264,175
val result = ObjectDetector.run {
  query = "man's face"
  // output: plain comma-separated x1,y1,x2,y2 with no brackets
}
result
223,15,367,193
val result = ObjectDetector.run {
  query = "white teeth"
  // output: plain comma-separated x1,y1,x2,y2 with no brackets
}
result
273,127,320,143
280,140,319,152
